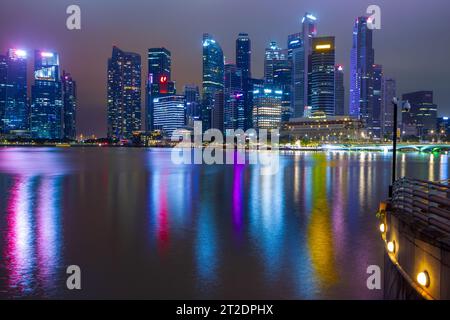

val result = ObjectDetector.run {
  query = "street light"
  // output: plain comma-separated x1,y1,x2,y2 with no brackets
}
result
390,97,411,197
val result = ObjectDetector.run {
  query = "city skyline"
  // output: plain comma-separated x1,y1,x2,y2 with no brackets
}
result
0,0,449,136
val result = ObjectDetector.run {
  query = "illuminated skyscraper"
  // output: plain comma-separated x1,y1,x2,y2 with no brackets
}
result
153,95,185,137
349,16,375,123
107,46,141,139
31,50,63,139
146,48,175,131
402,91,437,138
0,55,6,133
202,33,224,131
381,77,396,139
310,37,335,116
334,65,345,116
224,64,245,131
264,41,288,84
289,13,317,118
0,49,28,134
370,64,383,139
252,86,283,130
184,85,200,127
236,33,252,130
61,71,77,140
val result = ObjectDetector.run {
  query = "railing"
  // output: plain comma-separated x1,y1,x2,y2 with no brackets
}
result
392,178,450,235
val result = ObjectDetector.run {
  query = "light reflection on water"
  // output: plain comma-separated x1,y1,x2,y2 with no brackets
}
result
0,148,448,299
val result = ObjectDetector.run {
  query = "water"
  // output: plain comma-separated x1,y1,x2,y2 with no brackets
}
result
0,148,448,299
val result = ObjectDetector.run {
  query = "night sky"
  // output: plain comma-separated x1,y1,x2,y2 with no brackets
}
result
1,0,449,137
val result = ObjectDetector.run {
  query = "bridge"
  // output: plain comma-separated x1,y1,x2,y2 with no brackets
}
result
378,178,450,299
320,144,450,153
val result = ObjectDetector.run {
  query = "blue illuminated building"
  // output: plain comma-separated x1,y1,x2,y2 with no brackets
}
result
0,49,28,134
202,33,224,131
31,50,63,139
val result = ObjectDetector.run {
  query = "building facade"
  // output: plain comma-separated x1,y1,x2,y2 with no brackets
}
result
184,85,200,127
310,37,335,116
334,65,345,116
282,112,365,142
31,50,63,139
1,49,28,134
236,33,252,130
402,91,437,139
381,77,396,139
107,46,141,139
252,87,283,130
202,34,224,131
61,71,77,140
370,64,383,139
153,95,185,137
224,64,245,131
146,48,175,131
349,16,375,125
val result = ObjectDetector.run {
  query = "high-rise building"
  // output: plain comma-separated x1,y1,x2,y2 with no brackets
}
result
1,49,28,134
0,54,7,133
273,59,292,122
153,95,185,137
310,37,335,116
107,46,141,139
334,65,345,116
349,16,375,123
184,85,200,127
252,86,283,130
236,33,252,130
146,48,175,131
31,50,63,139
370,64,383,139
288,33,305,118
402,91,437,138
381,77,396,139
224,64,245,131
264,42,288,84
288,13,318,118
61,71,77,140
302,13,318,109
202,33,224,131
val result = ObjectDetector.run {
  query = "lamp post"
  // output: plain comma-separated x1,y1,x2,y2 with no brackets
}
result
389,97,411,197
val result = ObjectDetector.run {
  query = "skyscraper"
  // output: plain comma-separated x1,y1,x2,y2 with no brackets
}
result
252,86,283,130
370,64,383,139
273,58,292,122
184,85,200,127
107,46,141,139
224,64,245,131
146,48,175,131
62,71,77,140
153,95,185,137
0,55,7,133
289,13,318,118
310,37,335,116
264,42,288,84
402,91,437,138
1,49,28,134
236,33,252,130
381,77,396,139
31,50,63,139
202,33,224,131
349,16,375,123
334,65,345,116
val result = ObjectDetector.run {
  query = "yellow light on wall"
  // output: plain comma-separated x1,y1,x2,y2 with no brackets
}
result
315,44,331,50
387,241,396,253
379,223,386,233
417,271,430,287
